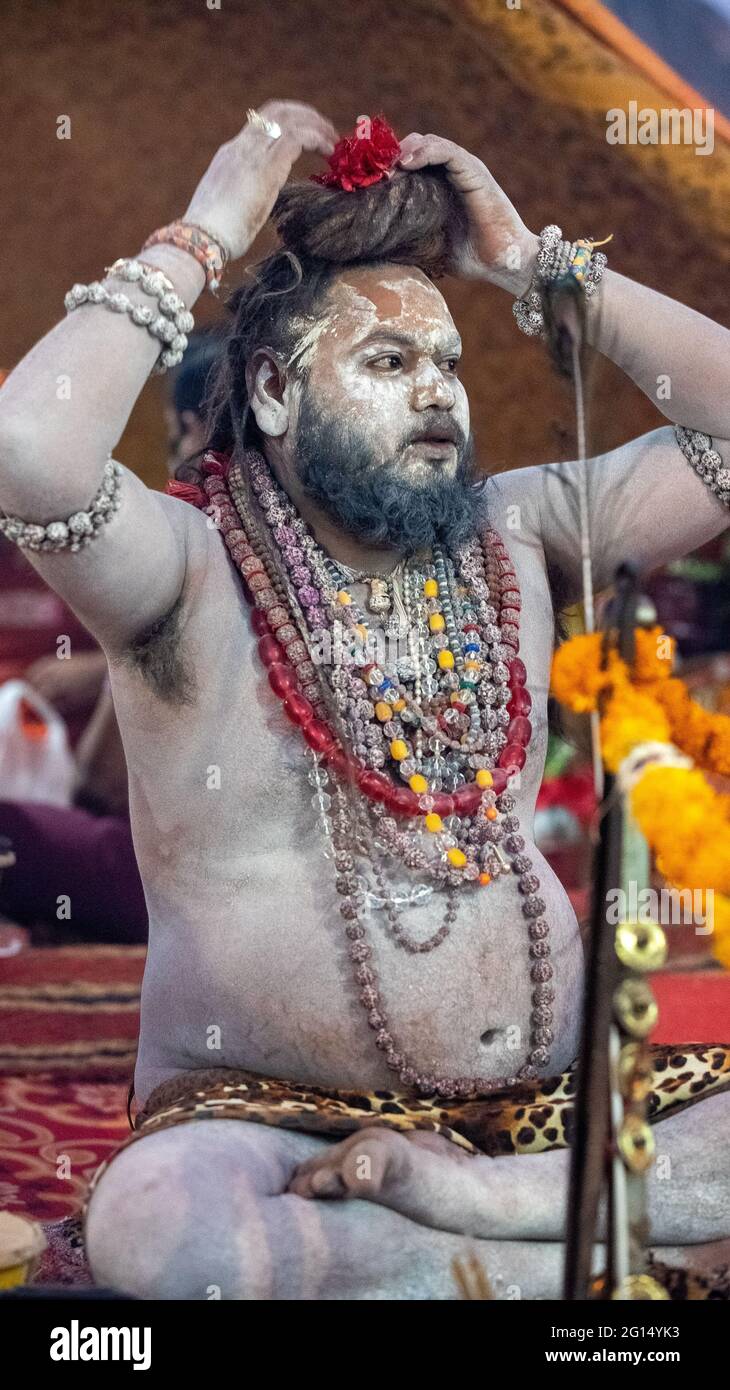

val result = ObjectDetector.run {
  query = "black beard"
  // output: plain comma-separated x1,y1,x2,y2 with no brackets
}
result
293,387,485,556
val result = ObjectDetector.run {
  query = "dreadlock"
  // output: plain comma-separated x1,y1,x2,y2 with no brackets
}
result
190,252,338,472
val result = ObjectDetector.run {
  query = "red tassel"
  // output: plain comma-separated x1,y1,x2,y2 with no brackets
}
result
164,479,207,508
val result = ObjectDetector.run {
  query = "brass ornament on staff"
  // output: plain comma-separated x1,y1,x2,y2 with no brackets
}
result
561,570,690,1300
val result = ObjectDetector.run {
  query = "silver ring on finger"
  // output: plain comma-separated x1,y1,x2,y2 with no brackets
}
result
246,107,282,140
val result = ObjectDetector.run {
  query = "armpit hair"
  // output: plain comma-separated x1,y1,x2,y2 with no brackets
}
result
118,592,196,706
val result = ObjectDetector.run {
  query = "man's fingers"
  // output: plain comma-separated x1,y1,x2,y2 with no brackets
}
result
295,123,338,156
398,132,423,162
236,116,336,160
399,133,456,170
257,98,339,147
265,127,336,169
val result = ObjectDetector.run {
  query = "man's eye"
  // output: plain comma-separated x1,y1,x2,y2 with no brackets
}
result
370,354,460,372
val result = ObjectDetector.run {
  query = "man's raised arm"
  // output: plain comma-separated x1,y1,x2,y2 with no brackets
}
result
505,266,730,602
0,100,338,654
393,132,730,593
0,241,207,653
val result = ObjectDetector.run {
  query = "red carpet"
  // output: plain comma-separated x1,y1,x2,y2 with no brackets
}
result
0,1073,130,1223
0,1073,129,1289
0,945,140,1284
0,944,144,1079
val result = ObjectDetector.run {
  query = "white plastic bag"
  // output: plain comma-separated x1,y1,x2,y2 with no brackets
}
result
0,679,75,806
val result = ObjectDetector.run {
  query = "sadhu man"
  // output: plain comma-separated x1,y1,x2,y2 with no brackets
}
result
1,101,728,1299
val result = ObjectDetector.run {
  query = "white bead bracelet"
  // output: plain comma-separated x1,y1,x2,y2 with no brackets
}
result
0,457,122,553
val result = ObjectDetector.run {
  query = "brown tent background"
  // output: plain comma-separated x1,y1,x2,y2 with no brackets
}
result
1,0,728,486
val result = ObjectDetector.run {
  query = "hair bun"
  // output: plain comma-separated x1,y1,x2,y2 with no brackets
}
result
271,166,469,279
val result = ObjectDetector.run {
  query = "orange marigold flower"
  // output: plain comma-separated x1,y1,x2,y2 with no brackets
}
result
600,682,669,772
550,633,605,712
655,679,730,777
633,626,675,683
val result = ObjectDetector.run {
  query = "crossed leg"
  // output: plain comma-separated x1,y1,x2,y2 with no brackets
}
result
85,1088,730,1299
84,1118,567,1300
289,1087,730,1250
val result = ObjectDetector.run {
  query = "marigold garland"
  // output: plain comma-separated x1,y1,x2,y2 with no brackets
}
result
599,674,670,772
657,678,730,773
630,766,730,895
551,625,730,776
550,626,730,969
628,762,730,964
549,631,605,712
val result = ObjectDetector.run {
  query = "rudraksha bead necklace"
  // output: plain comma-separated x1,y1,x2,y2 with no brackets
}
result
196,448,555,1096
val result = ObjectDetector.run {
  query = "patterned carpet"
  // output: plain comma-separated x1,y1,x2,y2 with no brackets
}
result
0,1074,131,1224
0,1074,132,1288
0,945,142,1286
0,944,144,1079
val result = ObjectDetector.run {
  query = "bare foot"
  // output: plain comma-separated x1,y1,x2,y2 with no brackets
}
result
287,1124,477,1232
287,1127,415,1201
289,1127,574,1244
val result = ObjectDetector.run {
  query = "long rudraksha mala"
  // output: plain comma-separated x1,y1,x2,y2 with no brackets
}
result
190,448,555,1097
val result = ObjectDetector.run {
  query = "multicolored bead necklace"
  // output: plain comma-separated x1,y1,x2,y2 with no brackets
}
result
194,448,555,1098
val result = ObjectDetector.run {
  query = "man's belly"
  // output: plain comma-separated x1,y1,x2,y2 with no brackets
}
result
133,835,584,1107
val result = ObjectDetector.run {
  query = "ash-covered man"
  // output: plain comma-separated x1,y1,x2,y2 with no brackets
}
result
1,101,729,1300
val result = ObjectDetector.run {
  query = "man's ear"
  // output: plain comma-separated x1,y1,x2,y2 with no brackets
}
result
246,349,290,439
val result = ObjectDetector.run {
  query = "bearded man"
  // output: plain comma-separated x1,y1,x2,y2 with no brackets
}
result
1,101,729,1300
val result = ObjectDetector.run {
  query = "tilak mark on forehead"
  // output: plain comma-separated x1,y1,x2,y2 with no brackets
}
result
283,272,457,375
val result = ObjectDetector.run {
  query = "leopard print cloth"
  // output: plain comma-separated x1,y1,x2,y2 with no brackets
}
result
121,1042,730,1159
83,1042,730,1298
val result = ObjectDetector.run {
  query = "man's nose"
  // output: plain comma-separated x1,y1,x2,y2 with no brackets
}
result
412,367,455,409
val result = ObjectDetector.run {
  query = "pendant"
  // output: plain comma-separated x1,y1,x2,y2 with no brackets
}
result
491,846,513,876
366,577,392,615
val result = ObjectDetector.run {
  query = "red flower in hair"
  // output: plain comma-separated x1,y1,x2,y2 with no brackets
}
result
310,114,401,192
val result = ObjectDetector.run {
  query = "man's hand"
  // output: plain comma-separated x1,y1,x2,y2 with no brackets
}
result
397,133,538,295
183,100,339,263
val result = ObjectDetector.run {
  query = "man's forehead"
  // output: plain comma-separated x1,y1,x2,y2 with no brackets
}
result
324,265,458,347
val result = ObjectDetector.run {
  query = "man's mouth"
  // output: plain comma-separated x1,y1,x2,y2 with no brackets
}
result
409,430,459,454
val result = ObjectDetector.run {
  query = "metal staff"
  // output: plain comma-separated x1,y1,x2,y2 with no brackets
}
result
562,563,641,1298
543,277,666,1299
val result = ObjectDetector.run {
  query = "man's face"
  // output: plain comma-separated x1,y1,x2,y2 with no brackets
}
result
280,264,481,554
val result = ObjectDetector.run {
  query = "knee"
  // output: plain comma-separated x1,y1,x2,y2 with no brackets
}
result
85,1126,274,1299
